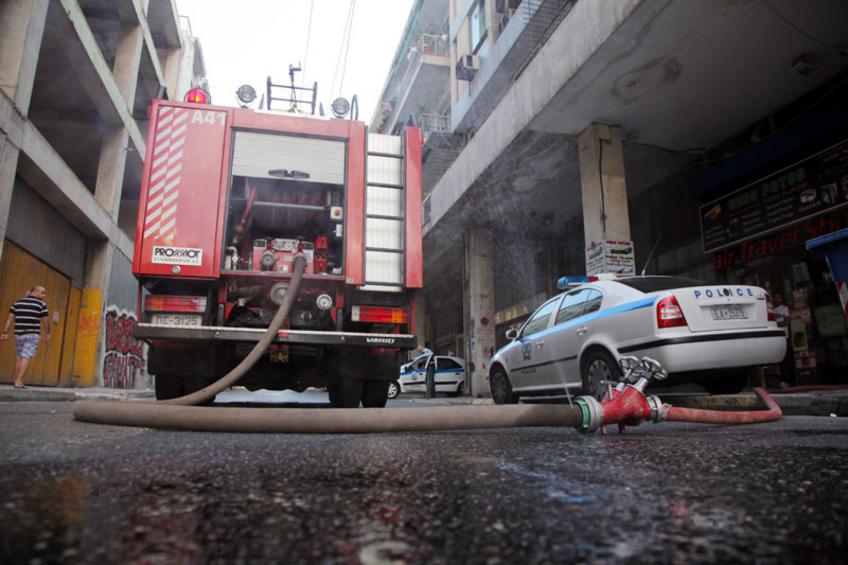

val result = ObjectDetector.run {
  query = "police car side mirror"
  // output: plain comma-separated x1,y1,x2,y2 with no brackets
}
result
505,328,518,340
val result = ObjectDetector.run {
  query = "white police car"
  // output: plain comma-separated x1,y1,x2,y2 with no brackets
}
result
389,354,466,399
489,275,786,403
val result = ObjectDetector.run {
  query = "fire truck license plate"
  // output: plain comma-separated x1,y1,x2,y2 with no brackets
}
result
151,314,202,326
270,345,289,363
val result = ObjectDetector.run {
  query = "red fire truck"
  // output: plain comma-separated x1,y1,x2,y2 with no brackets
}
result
131,89,423,407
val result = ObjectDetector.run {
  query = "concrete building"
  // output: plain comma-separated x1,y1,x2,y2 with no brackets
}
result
373,0,848,395
0,0,206,388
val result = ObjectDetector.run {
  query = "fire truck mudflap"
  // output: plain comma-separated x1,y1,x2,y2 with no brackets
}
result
132,99,423,407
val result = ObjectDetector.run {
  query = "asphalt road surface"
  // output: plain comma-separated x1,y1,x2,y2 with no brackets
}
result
1,401,846,563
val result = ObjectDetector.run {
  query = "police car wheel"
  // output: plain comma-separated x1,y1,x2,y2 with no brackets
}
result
581,349,621,400
387,381,400,399
490,366,517,405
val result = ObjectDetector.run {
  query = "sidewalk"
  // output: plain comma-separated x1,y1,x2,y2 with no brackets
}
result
0,384,845,416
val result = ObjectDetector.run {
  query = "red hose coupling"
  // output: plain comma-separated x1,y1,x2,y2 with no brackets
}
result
576,387,665,433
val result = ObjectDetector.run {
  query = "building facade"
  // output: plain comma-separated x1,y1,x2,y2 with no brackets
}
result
0,0,206,388
374,0,848,395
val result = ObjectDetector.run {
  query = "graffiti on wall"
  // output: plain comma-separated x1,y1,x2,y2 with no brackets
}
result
103,307,146,389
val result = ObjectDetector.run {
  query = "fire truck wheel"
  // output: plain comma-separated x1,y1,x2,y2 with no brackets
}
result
330,379,362,408
155,373,183,401
362,380,389,408
183,375,217,405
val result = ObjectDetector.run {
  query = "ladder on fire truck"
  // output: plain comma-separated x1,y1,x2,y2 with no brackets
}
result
364,133,408,289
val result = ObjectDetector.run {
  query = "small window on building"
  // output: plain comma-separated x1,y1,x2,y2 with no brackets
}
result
470,0,487,53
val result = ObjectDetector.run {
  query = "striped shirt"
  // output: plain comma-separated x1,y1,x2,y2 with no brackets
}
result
10,297,48,336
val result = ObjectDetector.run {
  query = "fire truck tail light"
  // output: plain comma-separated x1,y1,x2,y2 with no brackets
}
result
145,295,207,313
351,305,408,323
656,296,687,329
185,87,210,104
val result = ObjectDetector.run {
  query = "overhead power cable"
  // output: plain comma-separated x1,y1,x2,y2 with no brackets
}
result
331,0,356,96
338,0,357,96
300,0,315,87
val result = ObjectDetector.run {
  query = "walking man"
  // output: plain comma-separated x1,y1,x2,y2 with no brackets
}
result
1,286,50,389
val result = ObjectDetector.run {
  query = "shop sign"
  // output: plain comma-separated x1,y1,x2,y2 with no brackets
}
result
713,206,848,270
585,239,635,276
701,139,848,253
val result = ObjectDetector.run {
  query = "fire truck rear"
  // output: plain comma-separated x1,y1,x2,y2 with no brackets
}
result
131,96,422,407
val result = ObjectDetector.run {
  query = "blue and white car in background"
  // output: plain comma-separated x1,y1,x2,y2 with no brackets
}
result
389,354,466,399
488,275,787,403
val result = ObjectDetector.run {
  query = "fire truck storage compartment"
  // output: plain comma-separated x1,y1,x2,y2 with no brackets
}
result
225,131,347,276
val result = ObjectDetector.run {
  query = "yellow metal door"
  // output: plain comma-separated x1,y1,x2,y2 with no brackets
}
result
0,241,71,386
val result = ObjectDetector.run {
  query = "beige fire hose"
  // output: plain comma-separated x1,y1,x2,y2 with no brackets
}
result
73,402,582,433
162,253,308,406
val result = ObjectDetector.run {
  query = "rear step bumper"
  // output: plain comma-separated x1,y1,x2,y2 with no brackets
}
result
135,323,417,349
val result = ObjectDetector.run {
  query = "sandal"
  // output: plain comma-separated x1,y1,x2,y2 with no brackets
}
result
13,385,26,389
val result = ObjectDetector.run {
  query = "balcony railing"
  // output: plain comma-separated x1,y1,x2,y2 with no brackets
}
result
420,113,450,142
395,33,450,101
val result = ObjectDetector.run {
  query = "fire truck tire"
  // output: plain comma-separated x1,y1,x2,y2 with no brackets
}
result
155,373,183,401
330,379,363,408
184,375,217,405
362,380,389,408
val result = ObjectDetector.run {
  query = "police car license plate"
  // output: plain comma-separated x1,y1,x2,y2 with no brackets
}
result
151,314,202,326
711,306,746,320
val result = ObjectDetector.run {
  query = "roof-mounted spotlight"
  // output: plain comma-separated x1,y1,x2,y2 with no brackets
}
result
331,97,350,118
236,84,257,105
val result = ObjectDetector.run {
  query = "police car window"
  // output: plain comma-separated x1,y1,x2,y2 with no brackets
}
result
522,298,560,337
617,276,703,293
556,289,589,325
411,356,428,370
583,289,603,315
440,358,462,370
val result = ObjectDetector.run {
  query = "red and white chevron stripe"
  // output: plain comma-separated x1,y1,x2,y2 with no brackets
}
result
143,106,188,242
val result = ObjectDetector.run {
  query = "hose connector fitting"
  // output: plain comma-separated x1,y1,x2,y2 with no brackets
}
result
646,395,667,423
575,395,604,434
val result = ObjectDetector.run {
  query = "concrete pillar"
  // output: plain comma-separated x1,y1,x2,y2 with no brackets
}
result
77,20,144,386
73,239,113,386
162,48,182,100
578,123,633,275
0,0,48,262
414,291,427,349
0,0,48,114
464,229,495,397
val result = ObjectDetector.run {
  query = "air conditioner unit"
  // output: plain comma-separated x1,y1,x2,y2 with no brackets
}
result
456,54,480,81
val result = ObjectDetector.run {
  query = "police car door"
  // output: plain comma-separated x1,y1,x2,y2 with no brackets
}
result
506,296,562,390
405,354,430,391
544,288,602,388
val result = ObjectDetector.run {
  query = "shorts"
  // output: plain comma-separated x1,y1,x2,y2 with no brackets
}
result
15,334,40,359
